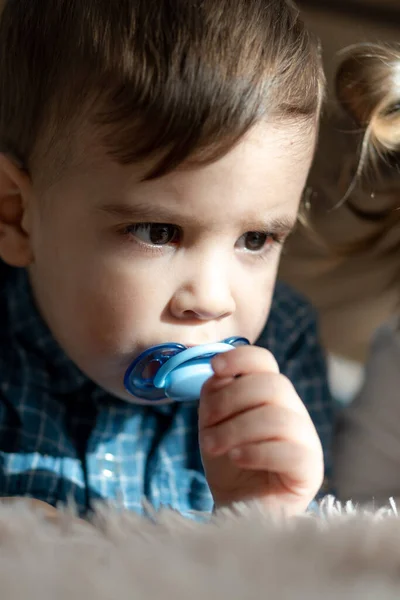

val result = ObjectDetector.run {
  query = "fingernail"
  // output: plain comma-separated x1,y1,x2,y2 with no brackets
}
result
202,434,216,454
212,354,226,372
229,448,242,461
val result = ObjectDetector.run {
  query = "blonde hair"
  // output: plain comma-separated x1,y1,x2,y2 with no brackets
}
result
278,43,400,359
334,44,400,253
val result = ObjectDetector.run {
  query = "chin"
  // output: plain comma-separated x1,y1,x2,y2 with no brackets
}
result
123,396,174,406
97,378,173,406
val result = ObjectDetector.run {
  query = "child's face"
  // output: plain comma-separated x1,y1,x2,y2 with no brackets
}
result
26,122,315,402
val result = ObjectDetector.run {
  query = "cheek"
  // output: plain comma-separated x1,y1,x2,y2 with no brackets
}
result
235,266,277,342
67,261,167,355
28,204,173,361
245,296,273,343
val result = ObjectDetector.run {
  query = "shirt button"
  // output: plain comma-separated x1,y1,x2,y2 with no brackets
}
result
99,453,118,479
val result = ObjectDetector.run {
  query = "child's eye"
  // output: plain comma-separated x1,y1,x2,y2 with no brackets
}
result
236,231,276,252
126,223,180,246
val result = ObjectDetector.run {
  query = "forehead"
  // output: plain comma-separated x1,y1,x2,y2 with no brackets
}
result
41,120,317,221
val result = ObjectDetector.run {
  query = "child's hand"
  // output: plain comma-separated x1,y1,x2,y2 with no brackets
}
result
199,346,324,516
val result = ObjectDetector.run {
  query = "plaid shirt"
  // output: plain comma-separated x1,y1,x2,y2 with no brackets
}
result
0,263,333,518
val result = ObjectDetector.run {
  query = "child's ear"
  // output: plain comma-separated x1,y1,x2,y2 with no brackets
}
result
0,153,34,267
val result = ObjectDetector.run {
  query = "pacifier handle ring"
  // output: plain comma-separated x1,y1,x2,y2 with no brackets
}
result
153,342,235,389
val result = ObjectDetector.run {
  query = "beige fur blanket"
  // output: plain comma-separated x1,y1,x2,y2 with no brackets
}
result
1,496,400,599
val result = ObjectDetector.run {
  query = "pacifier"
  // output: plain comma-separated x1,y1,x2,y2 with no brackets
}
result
124,336,249,402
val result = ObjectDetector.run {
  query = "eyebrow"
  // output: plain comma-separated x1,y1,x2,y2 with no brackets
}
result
98,202,297,235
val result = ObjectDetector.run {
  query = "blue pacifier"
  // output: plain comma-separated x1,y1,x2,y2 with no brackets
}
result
124,336,249,402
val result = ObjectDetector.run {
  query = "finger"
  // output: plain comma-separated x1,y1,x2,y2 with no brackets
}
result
210,345,279,380
200,403,312,456
229,440,324,491
199,372,306,429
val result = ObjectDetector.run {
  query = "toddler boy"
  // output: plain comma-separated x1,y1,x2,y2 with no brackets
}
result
0,0,332,517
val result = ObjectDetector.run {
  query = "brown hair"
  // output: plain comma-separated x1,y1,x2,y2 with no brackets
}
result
0,0,324,183
333,43,400,257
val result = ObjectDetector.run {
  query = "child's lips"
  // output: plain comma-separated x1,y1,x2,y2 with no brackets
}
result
151,341,216,349
175,340,214,346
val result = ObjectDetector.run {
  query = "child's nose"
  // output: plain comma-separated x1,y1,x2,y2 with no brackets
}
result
170,269,236,321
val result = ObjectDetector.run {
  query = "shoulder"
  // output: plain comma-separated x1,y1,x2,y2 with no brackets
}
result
259,281,333,486
257,280,330,412
258,280,321,367
270,279,315,319
361,317,400,387
356,317,400,407
369,317,400,358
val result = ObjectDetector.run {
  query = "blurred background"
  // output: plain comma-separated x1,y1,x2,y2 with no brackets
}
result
299,0,399,88
279,0,400,403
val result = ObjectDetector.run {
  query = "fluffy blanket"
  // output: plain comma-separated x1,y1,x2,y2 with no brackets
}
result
1,496,400,599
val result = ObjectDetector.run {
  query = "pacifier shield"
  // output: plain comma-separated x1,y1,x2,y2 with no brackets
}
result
124,337,250,402
124,343,185,401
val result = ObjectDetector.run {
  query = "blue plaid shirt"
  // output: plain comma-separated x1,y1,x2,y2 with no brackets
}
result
0,263,333,517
